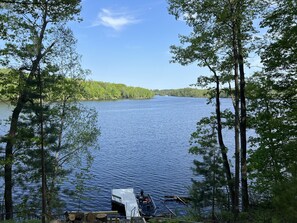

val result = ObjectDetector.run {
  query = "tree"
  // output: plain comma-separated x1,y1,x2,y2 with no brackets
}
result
1,29,100,220
189,116,230,221
0,0,81,220
247,0,297,220
15,94,99,217
168,0,262,215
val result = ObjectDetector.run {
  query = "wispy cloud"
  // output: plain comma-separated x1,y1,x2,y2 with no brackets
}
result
92,8,140,31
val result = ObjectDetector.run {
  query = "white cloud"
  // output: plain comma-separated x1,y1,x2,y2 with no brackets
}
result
92,8,140,31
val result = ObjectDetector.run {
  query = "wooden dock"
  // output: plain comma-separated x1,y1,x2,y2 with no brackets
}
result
164,195,190,205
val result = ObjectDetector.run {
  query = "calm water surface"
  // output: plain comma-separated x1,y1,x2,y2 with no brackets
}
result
64,96,234,211
0,96,234,211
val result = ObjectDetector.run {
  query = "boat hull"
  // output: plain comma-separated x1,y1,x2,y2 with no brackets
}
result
136,193,157,218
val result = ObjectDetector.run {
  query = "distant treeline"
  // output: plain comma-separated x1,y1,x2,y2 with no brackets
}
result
154,88,231,98
154,88,208,98
81,80,154,100
0,68,228,101
0,69,154,101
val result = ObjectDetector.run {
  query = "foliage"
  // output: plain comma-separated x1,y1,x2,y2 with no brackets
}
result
0,1,81,69
153,88,210,98
66,166,99,211
10,40,100,216
0,71,154,102
0,0,101,220
272,176,297,222
0,69,24,103
189,116,230,220
167,1,297,218
81,80,154,100
247,72,296,196
167,0,284,219
167,0,261,216
14,99,100,214
245,1,297,221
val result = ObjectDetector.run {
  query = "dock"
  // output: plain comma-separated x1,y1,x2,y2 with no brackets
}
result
164,195,190,205
111,188,141,219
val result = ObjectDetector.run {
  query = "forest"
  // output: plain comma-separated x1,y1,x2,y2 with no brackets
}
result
154,88,208,98
0,69,154,101
154,88,230,98
81,80,154,100
0,0,296,223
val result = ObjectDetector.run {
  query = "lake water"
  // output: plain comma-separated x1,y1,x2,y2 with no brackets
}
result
0,96,235,213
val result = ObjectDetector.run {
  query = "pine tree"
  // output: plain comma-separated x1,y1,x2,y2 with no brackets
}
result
189,116,230,221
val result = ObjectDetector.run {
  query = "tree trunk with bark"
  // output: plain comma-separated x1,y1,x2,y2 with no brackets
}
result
215,76,236,212
205,59,236,212
231,17,241,216
4,92,28,220
239,53,249,211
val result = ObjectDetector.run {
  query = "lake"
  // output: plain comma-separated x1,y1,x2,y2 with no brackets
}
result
0,96,235,212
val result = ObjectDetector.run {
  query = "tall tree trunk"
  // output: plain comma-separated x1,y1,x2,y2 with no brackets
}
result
212,149,215,222
4,57,43,221
3,4,49,217
4,93,27,220
234,56,240,216
231,18,240,216
39,69,47,223
237,0,249,210
234,74,240,215
4,144,13,220
239,53,248,211
215,76,235,212
205,58,236,212
4,60,42,220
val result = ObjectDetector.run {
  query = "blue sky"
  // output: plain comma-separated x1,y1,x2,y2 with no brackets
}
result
69,0,208,90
